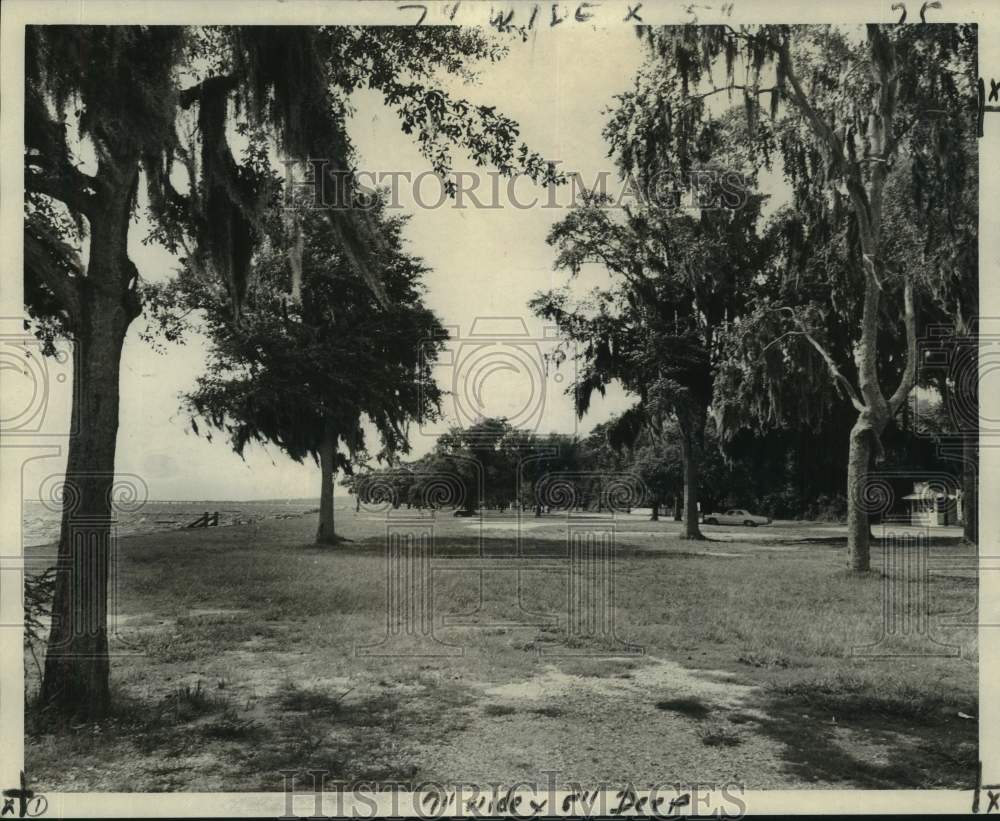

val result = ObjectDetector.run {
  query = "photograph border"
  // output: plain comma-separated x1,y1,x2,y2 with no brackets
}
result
1,0,996,815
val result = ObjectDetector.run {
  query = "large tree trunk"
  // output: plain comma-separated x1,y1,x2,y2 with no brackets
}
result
678,413,704,540
40,179,140,718
316,419,340,545
845,417,877,572
963,429,978,544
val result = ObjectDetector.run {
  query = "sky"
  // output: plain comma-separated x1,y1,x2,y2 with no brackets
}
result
21,25,783,502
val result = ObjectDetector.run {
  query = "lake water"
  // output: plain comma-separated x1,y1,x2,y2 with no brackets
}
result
20,498,331,547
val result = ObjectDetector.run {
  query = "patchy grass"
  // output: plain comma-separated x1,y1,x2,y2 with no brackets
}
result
24,509,978,790
162,681,231,721
700,726,743,747
277,683,349,715
530,705,565,718
201,712,264,741
767,670,974,723
560,657,641,678
737,651,791,669
483,703,518,717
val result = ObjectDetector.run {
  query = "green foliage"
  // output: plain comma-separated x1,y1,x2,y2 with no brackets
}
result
349,418,596,513
532,123,770,533
23,197,83,350
176,195,445,469
25,24,560,329
615,24,977,451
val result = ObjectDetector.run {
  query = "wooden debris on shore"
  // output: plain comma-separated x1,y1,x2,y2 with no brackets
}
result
184,511,220,529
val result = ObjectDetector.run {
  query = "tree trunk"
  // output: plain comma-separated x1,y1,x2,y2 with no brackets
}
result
963,429,978,544
40,300,129,718
316,419,340,545
780,27,918,575
40,166,141,719
845,417,876,572
681,448,702,539
678,413,704,540
673,496,682,521
650,500,659,521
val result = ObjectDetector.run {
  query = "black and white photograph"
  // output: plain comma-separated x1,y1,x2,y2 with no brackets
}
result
0,0,995,816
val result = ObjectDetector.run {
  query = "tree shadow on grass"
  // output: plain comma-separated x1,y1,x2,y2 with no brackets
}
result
655,696,712,719
242,678,478,788
785,536,848,546
749,691,978,789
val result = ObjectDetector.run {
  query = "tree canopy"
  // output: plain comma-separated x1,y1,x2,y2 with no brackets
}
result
533,139,770,538
605,23,977,568
25,24,560,327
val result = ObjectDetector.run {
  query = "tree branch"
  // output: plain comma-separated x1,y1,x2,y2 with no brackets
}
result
25,165,99,218
888,278,917,415
777,40,837,152
178,74,238,109
25,87,102,217
760,329,804,353
884,114,920,159
775,307,866,412
777,36,874,241
24,224,83,321
687,84,779,102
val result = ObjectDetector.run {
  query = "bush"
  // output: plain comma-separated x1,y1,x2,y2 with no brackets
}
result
803,493,848,522
24,567,56,679
753,488,802,519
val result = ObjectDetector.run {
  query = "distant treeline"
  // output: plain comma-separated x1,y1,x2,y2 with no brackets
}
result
343,406,959,522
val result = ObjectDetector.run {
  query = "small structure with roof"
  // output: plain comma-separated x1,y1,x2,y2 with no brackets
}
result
901,481,962,526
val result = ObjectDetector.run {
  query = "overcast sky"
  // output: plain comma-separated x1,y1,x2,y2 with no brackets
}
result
24,25,786,501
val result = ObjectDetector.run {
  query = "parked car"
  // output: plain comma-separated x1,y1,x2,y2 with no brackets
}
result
701,508,771,527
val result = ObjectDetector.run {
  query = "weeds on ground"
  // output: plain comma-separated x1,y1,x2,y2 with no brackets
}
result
768,670,973,723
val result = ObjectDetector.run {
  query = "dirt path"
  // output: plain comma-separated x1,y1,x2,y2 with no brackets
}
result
412,656,810,788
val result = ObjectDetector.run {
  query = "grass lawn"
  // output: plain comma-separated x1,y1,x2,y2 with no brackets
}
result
24,506,979,791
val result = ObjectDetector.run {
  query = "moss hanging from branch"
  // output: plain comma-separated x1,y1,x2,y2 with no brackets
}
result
194,75,260,321
231,26,390,306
